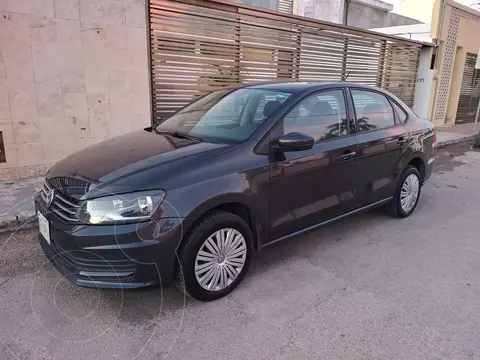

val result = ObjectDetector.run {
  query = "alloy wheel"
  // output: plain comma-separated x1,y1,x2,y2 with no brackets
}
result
194,228,247,292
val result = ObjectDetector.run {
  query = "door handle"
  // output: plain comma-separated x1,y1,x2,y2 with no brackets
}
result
397,136,406,146
341,151,356,161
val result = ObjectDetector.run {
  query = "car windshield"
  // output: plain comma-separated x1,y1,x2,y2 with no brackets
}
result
155,88,293,144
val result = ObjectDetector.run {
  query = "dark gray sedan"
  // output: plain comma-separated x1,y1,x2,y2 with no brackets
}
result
35,82,435,301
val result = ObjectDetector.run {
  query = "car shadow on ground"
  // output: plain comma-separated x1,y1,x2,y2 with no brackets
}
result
5,200,415,327
107,207,392,317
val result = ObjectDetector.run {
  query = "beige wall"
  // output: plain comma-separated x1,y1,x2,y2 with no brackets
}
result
430,0,442,40
429,0,480,126
400,0,435,23
456,17,480,51
443,16,480,123
0,0,151,180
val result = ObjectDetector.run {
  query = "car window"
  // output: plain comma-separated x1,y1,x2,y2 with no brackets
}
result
283,89,348,142
186,90,249,126
156,88,292,144
351,90,395,132
391,101,408,123
253,93,289,123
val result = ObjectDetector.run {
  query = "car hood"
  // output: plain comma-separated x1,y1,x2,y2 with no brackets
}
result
47,129,231,199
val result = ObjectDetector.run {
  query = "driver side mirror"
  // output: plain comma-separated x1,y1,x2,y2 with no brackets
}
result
273,132,314,152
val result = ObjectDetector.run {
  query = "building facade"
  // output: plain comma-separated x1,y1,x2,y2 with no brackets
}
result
430,0,480,126
373,0,480,126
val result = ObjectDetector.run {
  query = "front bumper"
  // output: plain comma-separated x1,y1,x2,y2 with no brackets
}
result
35,193,183,289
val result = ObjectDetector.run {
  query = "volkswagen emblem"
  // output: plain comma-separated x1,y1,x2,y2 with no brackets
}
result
46,189,55,208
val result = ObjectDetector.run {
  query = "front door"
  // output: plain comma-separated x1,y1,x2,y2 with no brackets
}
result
268,88,359,242
348,88,410,205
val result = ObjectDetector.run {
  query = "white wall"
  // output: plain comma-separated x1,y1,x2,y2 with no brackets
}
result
413,47,434,119
370,23,432,42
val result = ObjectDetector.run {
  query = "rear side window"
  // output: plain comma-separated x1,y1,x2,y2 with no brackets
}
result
351,89,395,132
391,101,408,123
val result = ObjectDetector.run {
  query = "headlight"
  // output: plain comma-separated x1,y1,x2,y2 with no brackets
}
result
76,191,166,224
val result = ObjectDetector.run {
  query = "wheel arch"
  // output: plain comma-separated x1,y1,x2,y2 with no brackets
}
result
179,195,263,252
406,156,426,183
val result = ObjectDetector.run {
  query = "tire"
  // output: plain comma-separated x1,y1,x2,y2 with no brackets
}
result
386,165,421,218
175,210,253,301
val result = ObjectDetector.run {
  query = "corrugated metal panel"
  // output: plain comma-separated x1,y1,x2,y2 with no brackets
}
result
149,0,422,121
456,52,480,124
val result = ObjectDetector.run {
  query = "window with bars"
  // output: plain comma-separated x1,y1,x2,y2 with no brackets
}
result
278,0,293,14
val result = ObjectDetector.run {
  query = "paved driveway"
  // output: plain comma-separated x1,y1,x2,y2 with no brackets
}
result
1,144,480,360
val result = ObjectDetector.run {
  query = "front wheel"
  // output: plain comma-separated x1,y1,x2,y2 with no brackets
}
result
386,165,421,218
175,210,252,301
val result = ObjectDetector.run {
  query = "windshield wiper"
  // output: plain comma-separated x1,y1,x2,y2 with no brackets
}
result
157,131,203,142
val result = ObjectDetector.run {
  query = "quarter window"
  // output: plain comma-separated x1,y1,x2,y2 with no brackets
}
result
283,89,348,142
351,90,395,132
391,101,408,123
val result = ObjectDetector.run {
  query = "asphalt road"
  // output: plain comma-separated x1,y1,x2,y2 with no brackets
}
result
1,143,480,360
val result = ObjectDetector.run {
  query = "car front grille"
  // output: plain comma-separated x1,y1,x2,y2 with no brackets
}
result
41,180,81,223
48,176,91,197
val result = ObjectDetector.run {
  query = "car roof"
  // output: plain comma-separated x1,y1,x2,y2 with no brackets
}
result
230,81,380,94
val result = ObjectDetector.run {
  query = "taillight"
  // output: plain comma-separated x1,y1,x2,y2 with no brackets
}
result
433,130,436,144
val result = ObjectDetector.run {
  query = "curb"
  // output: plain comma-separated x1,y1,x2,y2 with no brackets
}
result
0,213,37,234
434,134,478,149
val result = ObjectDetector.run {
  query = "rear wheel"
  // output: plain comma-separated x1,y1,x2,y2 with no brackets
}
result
386,165,421,218
175,210,252,301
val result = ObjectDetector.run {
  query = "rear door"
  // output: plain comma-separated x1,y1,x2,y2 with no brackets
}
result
348,88,409,206
268,88,359,242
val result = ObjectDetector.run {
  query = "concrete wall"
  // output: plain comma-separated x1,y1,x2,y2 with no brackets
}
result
292,0,421,28
297,0,345,23
347,2,421,29
0,0,151,180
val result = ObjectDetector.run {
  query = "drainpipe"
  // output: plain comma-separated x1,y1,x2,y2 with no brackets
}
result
343,0,349,25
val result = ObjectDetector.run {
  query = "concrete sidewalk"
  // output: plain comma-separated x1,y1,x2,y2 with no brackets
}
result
0,126,478,232
0,177,43,232
435,122,479,147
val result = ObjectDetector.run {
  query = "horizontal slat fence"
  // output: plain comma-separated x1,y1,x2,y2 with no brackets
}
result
150,0,423,121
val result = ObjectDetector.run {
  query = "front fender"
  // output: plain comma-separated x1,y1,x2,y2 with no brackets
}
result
157,172,270,249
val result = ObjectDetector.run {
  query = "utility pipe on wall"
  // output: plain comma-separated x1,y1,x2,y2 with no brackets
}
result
343,0,349,25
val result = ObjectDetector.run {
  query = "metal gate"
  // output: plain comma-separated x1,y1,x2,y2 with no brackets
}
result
149,0,424,121
456,53,480,124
